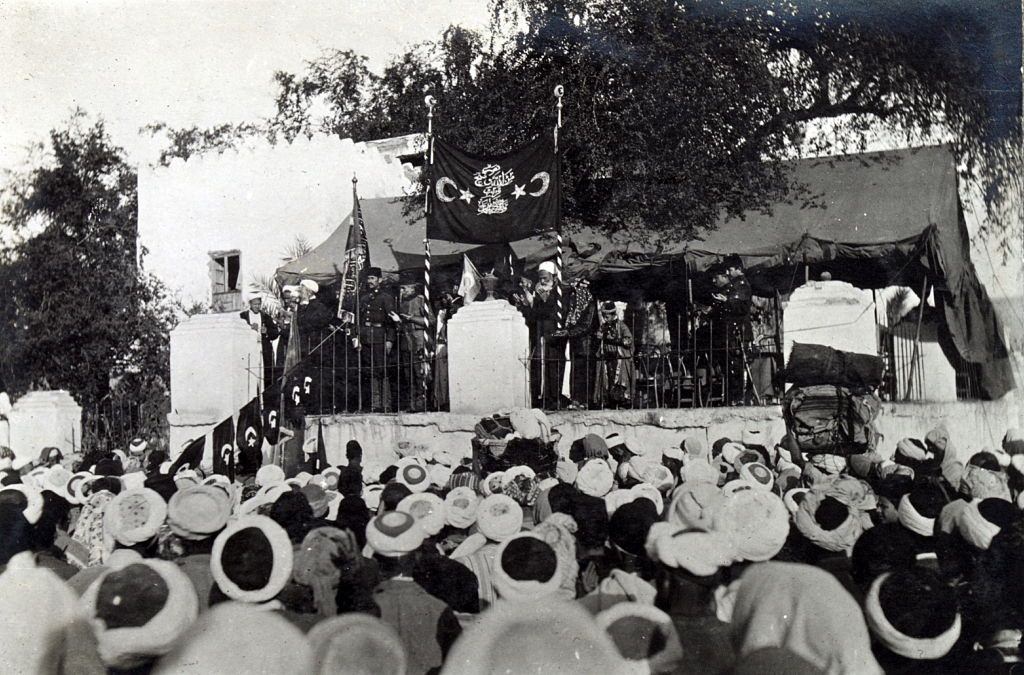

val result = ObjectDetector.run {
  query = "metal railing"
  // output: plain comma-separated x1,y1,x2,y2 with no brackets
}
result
273,312,785,414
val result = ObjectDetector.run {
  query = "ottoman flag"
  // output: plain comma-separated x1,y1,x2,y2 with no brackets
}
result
236,396,263,479
428,136,560,244
211,416,235,478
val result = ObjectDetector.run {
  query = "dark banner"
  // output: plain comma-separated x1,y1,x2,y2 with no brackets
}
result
428,136,560,244
337,194,370,322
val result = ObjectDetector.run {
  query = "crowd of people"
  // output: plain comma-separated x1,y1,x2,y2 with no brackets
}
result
3,412,1024,673
262,255,763,416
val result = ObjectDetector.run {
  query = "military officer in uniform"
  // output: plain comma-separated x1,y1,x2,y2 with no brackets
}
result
355,266,398,412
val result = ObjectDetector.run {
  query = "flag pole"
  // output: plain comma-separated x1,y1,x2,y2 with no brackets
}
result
353,172,363,412
422,95,436,407
553,84,565,329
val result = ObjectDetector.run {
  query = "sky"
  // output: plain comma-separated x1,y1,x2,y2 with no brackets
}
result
0,0,493,174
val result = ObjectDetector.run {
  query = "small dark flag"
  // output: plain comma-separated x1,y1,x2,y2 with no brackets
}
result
311,420,329,473
236,397,263,478
211,416,235,478
263,406,281,445
169,436,206,475
337,189,370,323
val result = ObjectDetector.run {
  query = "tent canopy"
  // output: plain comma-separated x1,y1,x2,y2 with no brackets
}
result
276,145,1011,396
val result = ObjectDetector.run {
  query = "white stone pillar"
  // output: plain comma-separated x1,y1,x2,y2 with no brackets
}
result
783,280,877,361
6,391,82,469
168,313,262,458
447,299,530,414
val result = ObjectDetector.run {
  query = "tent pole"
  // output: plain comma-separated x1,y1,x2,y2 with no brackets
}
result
903,276,929,401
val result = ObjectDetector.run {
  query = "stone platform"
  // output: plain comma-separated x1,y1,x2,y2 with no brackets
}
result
304,395,1024,479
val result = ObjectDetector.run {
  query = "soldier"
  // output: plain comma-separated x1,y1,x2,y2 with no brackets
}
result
355,266,398,412
392,276,433,411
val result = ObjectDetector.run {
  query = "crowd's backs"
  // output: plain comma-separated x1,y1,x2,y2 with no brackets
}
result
2,423,1024,674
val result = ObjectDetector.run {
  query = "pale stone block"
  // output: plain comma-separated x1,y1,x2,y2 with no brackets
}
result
168,313,263,456
783,280,877,361
447,299,530,415
6,390,82,469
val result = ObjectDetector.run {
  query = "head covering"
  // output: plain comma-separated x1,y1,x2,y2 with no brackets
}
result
444,486,479,529
443,600,625,674
647,527,737,576
604,489,635,517
446,467,481,493
366,510,424,557
864,570,961,661
397,492,445,537
81,560,199,669
608,498,659,557
481,471,506,496
307,614,406,675
629,482,664,515
596,602,684,673
378,482,412,513
538,260,558,276
395,457,430,493
152,601,313,674
738,462,774,491
732,562,882,673
667,480,723,530
679,458,719,485
713,489,789,562
292,527,363,618
366,266,383,278
555,460,578,484
957,498,1016,550
493,532,563,601
104,488,167,547
300,278,319,294
476,494,523,542
576,459,614,498
960,463,1011,501
66,470,93,505
211,515,294,603
172,469,200,490
898,491,939,537
296,483,328,518
850,522,919,589
128,438,148,456
790,491,864,553
167,485,232,541
0,484,44,525
255,464,285,487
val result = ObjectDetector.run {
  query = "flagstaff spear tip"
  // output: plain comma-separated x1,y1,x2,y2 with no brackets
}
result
554,84,564,97
425,95,436,107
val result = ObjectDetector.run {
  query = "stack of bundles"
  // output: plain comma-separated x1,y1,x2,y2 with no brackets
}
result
471,410,559,476
782,343,884,457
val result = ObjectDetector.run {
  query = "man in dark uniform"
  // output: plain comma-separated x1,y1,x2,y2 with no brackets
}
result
707,257,753,404
394,276,433,412
240,296,280,390
527,261,565,408
356,266,398,412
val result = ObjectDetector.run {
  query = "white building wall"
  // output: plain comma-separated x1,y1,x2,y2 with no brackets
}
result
137,134,418,307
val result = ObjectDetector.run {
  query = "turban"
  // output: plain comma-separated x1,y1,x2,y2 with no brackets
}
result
1003,428,1024,455
864,571,961,661
255,465,285,487
445,486,480,529
476,494,523,542
667,481,723,531
555,460,578,485
293,527,363,618
960,464,1010,501
481,471,505,496
81,560,199,669
738,462,774,491
307,614,406,675
167,485,231,541
793,491,865,554
630,482,664,515
365,510,424,557
576,459,614,498
597,602,684,673
397,492,445,537
679,458,719,485
646,528,738,577
538,260,558,276
493,533,562,601
897,494,935,537
395,457,430,494
103,488,167,547
957,498,1015,550
712,489,789,562
604,489,635,517
211,515,293,603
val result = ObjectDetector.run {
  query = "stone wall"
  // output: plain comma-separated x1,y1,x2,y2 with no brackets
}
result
308,394,1024,478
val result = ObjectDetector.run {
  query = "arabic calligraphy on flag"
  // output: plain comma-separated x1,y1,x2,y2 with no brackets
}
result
428,136,560,244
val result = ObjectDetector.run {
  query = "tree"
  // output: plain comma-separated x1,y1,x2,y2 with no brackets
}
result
149,0,1016,241
0,111,180,420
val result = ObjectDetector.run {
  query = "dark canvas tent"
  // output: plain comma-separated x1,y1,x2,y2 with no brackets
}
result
277,145,1012,397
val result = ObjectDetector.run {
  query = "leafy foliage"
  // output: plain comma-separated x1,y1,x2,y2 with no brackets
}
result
0,111,180,416
147,0,1015,242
